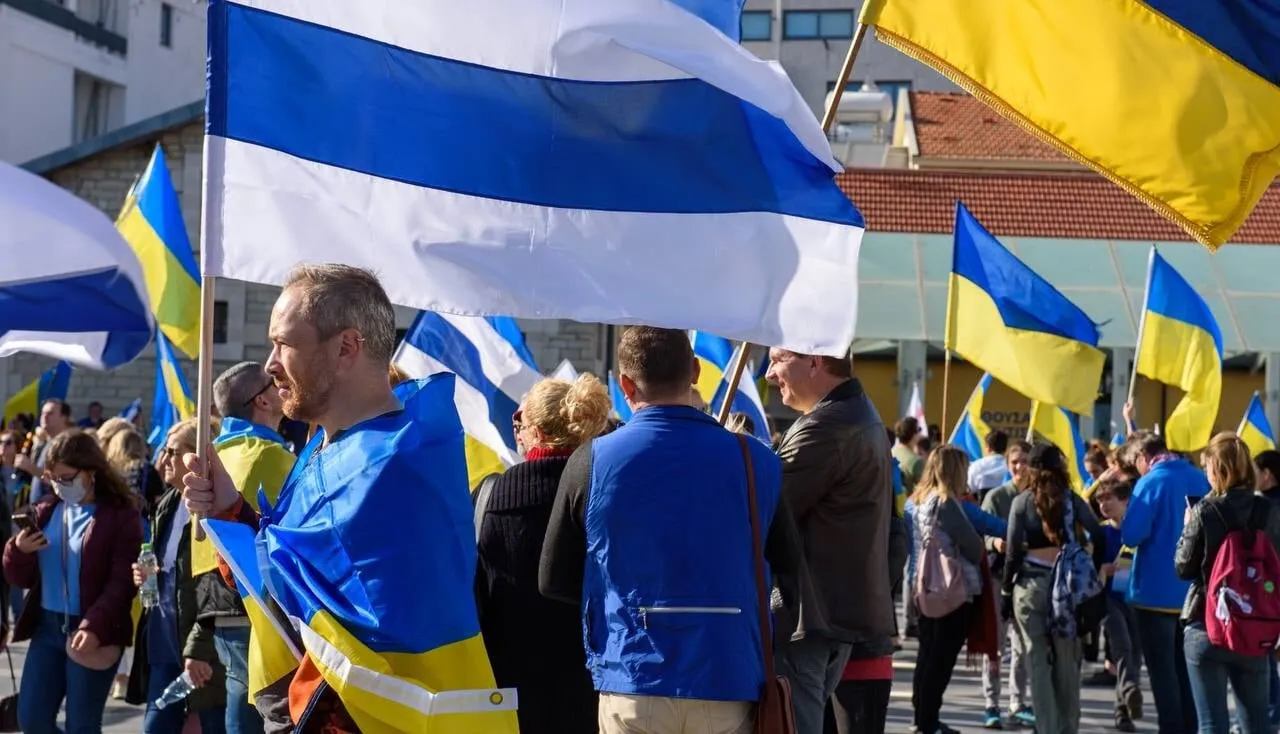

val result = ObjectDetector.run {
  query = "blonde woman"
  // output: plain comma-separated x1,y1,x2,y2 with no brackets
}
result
95,418,133,454
106,428,164,517
1175,432,1280,733
476,375,610,734
909,444,984,734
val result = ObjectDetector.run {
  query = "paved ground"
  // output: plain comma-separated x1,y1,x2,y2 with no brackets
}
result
11,637,1137,734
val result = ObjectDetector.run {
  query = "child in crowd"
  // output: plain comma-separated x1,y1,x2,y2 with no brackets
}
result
1095,478,1144,733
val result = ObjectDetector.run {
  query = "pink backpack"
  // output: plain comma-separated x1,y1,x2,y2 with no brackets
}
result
1205,501,1280,656
915,506,968,619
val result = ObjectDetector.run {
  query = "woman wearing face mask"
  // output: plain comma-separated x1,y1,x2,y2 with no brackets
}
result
475,374,611,734
2,430,143,734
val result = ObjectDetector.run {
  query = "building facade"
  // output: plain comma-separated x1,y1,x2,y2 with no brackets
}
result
0,0,205,163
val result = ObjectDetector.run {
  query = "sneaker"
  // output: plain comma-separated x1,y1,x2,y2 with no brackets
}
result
984,708,1004,729
1010,706,1036,728
1114,708,1136,733
1123,687,1143,721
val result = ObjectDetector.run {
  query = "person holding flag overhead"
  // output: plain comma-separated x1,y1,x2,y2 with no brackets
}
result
1239,392,1276,460
182,264,516,733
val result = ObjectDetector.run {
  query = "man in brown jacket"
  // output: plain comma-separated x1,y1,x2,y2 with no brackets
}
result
765,348,894,734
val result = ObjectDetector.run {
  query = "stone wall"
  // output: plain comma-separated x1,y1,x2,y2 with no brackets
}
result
4,118,605,421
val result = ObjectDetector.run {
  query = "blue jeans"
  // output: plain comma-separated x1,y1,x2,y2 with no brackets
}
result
1184,623,1270,734
18,611,118,734
143,662,227,734
10,588,23,625
1134,609,1196,734
215,626,264,734
1270,657,1280,727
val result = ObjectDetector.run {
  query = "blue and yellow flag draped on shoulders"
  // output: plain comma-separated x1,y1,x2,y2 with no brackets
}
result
945,204,1104,416
1029,402,1091,494
115,145,201,357
204,375,516,732
3,361,71,424
1135,249,1223,452
950,372,993,462
857,0,1280,248
1240,393,1276,458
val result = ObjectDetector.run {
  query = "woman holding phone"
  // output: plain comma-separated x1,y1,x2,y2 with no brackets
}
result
2,430,143,734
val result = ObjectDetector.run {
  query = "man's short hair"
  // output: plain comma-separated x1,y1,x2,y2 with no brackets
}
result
616,327,694,398
1128,430,1167,459
214,362,274,421
282,264,397,365
42,399,71,418
816,353,852,378
1093,477,1133,503
894,417,919,444
1006,439,1032,459
985,429,1009,455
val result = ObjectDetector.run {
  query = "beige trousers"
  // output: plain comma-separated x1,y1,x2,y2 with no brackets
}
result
598,693,754,734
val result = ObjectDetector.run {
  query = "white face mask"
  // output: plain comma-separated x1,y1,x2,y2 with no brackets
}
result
53,475,88,505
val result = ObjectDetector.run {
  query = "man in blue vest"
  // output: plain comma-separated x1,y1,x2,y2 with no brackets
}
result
541,326,801,734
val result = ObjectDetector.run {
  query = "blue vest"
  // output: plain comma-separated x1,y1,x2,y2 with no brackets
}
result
583,405,782,702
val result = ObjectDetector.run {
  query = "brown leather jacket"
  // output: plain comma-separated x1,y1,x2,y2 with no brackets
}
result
773,378,895,658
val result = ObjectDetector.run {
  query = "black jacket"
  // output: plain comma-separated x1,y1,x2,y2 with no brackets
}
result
773,378,895,657
1174,488,1280,624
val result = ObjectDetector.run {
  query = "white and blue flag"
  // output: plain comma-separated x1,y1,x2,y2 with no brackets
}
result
0,162,152,369
393,313,543,487
202,0,864,356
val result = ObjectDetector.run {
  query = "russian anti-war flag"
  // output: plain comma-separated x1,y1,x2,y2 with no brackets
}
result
946,203,1105,416
202,0,865,356
1239,392,1276,458
393,313,542,489
115,145,202,358
0,162,152,369
148,330,195,449
690,331,771,443
1135,249,1223,452
3,362,72,425
950,372,993,462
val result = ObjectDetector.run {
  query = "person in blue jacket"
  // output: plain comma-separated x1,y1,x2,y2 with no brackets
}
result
1120,431,1207,734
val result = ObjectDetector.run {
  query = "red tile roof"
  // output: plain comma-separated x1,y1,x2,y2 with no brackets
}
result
837,169,1280,244
909,92,1066,162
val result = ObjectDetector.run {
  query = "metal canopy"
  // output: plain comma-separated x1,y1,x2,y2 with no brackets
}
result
857,233,1280,352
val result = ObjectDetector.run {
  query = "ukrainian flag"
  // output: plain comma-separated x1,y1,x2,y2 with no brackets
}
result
210,375,517,733
1029,402,1091,494
609,372,633,421
1239,392,1276,458
950,372,993,462
115,145,201,357
858,0,1280,248
1135,249,1223,452
690,331,771,443
946,204,1105,416
392,312,541,489
3,361,71,424
147,330,194,449
1110,432,1125,449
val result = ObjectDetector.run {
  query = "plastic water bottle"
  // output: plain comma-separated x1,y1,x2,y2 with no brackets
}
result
154,670,195,710
138,543,160,609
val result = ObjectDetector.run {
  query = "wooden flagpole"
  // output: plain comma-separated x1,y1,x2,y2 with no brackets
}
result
193,275,217,542
717,22,871,426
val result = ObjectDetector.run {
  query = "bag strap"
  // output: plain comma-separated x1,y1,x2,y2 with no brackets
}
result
735,435,776,682
472,473,499,541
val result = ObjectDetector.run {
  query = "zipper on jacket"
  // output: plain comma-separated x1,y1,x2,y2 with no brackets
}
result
637,605,742,629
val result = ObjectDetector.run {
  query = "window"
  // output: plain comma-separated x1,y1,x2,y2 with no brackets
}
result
213,300,229,344
740,11,772,42
783,10,854,39
160,3,173,47
72,72,124,143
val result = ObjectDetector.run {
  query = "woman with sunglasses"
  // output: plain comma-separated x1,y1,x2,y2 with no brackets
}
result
3,430,142,734
475,374,612,734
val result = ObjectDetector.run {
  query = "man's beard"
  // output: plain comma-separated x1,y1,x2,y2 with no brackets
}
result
279,356,335,423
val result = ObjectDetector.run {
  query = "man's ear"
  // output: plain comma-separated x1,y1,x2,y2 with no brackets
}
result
619,373,639,401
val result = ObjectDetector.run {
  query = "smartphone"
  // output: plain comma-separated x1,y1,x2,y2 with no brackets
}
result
1186,495,1203,508
12,511,36,534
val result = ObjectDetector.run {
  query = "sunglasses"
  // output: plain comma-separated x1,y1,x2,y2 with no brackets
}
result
0,440,13,447
243,381,275,408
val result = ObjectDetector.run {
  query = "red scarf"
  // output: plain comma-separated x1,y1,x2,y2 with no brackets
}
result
524,446,575,461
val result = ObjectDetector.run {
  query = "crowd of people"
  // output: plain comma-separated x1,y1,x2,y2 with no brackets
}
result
1,264,1279,734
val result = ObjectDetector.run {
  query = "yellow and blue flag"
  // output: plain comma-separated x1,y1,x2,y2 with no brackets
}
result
392,312,541,490
609,372,633,421
1135,249,1223,452
691,331,771,443
1029,402,1091,494
115,145,201,357
209,375,517,733
950,372,993,462
946,204,1105,416
147,330,194,448
3,362,71,424
1109,432,1125,449
1239,392,1276,458
858,0,1280,248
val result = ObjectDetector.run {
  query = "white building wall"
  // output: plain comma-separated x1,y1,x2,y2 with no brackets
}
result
123,0,205,124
